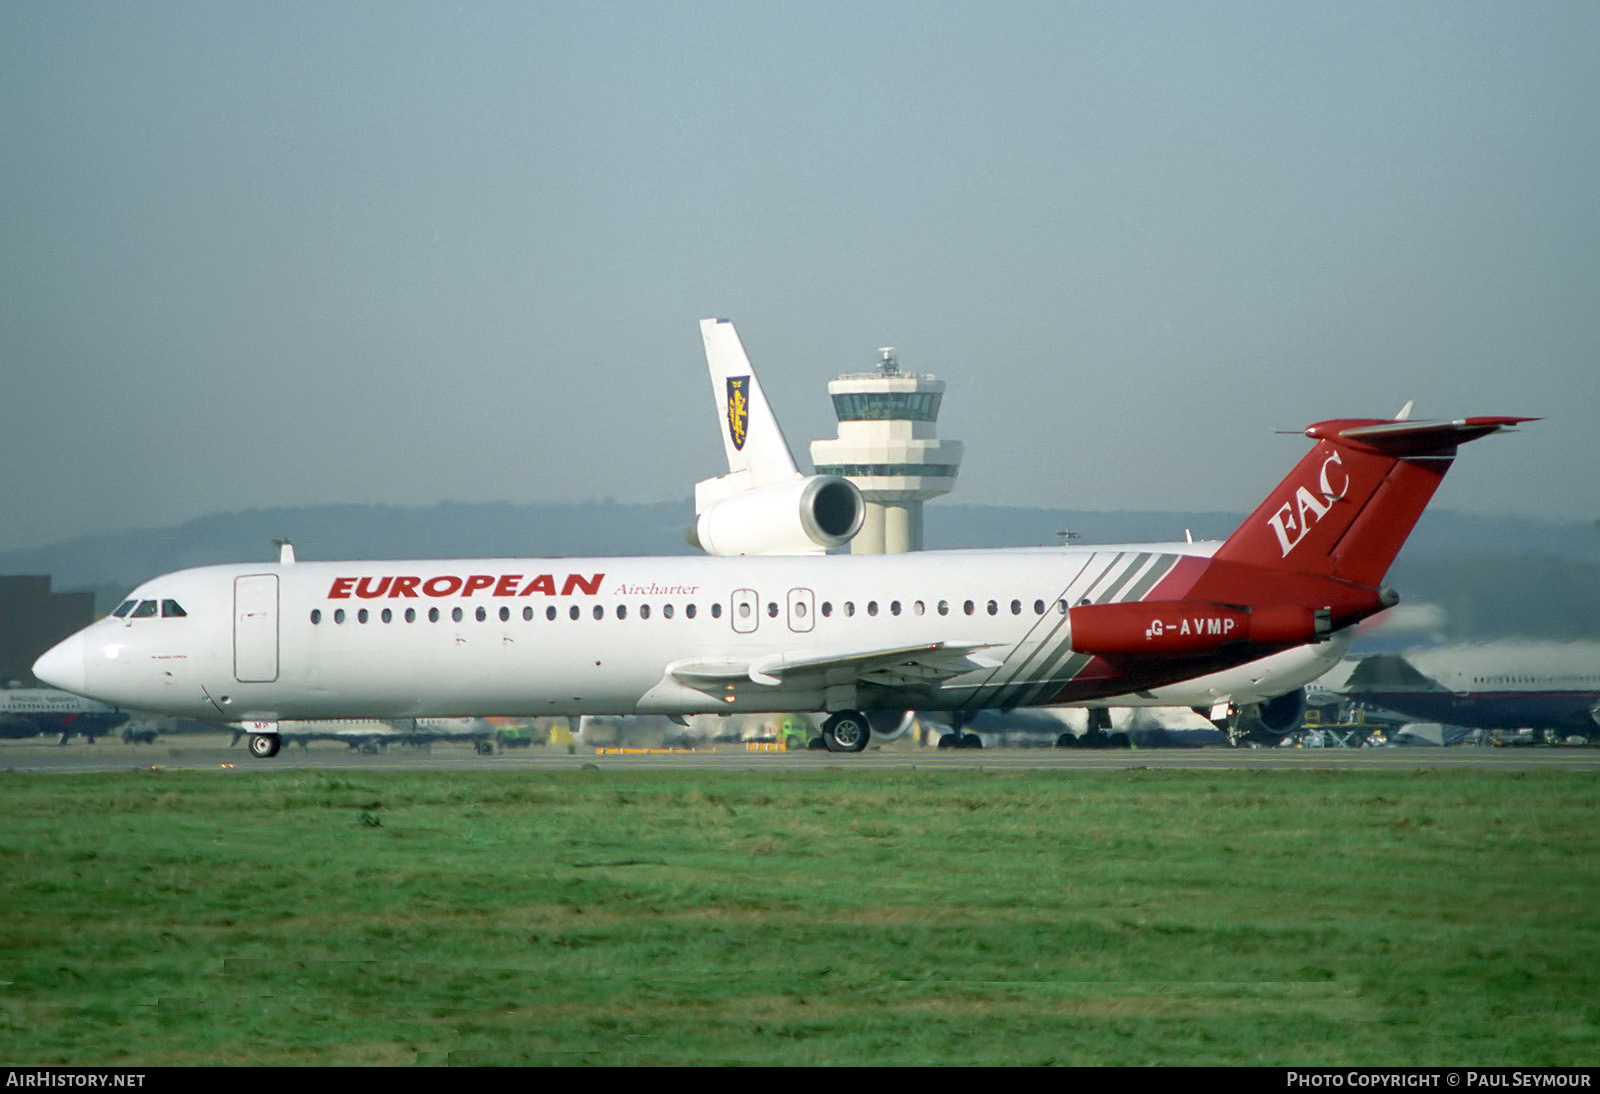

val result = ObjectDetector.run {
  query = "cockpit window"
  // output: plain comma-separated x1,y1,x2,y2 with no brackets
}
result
130,600,158,618
112,600,137,618
161,600,187,618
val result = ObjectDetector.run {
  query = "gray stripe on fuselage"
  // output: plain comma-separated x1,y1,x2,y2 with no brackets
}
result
964,551,1173,711
993,552,1181,710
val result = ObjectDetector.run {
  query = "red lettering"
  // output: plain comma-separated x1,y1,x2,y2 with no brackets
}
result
462,574,494,596
561,572,604,596
520,574,556,596
355,576,392,599
389,576,420,598
493,574,522,597
328,578,355,599
422,575,462,597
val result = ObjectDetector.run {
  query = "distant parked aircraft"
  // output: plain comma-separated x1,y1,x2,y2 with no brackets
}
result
1331,642,1600,737
0,687,129,743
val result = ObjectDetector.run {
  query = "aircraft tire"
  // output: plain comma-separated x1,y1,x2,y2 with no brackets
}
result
961,733,983,749
937,733,959,749
248,733,281,759
822,711,870,753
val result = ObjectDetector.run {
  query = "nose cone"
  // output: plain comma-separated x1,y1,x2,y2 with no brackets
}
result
33,632,87,695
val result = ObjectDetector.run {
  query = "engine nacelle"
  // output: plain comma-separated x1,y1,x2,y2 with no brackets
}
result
689,475,865,556
1068,600,1332,658
1233,689,1309,738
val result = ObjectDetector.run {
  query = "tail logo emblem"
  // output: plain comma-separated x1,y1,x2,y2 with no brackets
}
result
1267,452,1348,557
727,376,750,451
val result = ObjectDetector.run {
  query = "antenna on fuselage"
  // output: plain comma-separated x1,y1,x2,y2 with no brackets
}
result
275,540,296,565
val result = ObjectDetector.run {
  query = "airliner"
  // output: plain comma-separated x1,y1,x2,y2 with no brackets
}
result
1333,642,1600,737
31,324,1530,757
0,687,129,743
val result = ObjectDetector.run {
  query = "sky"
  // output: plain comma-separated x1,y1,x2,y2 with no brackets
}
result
3,1,1596,554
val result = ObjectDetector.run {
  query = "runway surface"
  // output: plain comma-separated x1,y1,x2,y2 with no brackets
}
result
3,734,1596,774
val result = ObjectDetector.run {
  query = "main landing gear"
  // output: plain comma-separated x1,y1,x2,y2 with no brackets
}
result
821,710,870,753
248,733,281,758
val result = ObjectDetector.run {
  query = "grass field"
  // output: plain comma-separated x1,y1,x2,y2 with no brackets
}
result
2,764,1597,1066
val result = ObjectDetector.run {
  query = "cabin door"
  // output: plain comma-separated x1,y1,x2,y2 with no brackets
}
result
234,574,280,683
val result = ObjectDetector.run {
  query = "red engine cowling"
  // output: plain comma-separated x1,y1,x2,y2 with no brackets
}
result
1068,601,1329,658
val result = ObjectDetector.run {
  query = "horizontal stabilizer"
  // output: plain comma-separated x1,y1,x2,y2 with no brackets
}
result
1309,416,1535,458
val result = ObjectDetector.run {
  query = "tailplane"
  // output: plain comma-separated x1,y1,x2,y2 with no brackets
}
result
1213,415,1533,588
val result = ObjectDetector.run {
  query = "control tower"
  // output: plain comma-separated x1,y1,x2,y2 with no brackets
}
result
810,347,963,554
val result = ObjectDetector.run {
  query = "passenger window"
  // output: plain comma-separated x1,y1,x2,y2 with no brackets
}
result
593,605,603,620
161,600,186,618
523,607,534,621
617,605,628,620
429,607,440,623
334,609,346,624
475,606,486,622
310,609,321,625
569,606,580,620
710,603,720,619
890,601,901,616
131,600,158,618
640,604,650,620
664,604,675,619
358,609,369,623
914,601,924,616
382,608,392,623
767,602,778,618
453,607,463,623
1010,600,1021,615
962,600,973,616
867,601,878,616
546,606,557,621
686,604,697,619
844,601,856,617
113,600,137,618
406,608,417,623
987,601,998,615
938,601,949,616
821,602,832,617
499,606,510,622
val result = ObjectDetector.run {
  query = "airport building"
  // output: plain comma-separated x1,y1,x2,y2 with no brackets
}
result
0,575,94,687
810,348,963,554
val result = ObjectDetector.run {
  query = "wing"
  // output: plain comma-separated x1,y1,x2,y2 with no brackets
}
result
666,641,1003,691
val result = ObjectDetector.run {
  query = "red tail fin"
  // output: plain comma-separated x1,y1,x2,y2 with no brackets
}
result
1213,417,1532,589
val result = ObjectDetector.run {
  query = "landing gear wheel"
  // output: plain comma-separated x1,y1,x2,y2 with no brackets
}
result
248,733,280,758
822,711,870,753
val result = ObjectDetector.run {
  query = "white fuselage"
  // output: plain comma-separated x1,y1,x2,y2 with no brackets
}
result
37,545,1347,726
